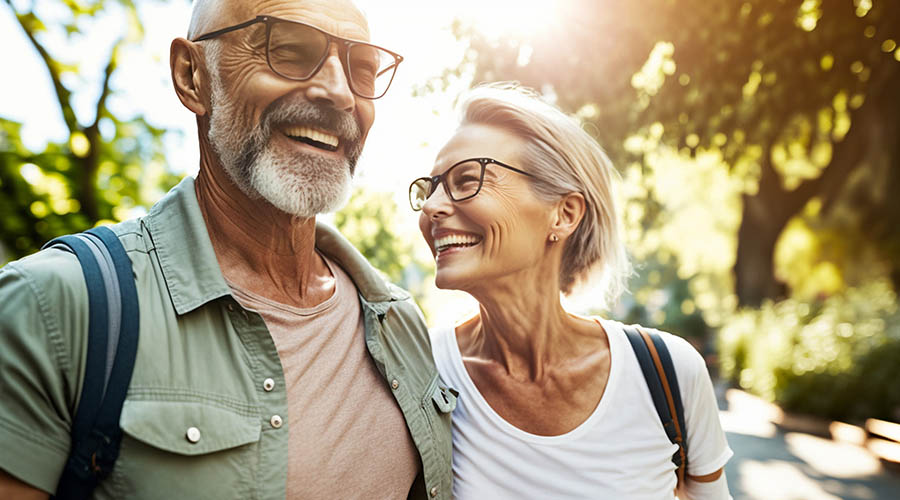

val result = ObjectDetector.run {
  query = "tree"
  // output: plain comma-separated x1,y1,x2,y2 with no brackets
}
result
333,187,434,304
445,0,900,307
0,0,181,263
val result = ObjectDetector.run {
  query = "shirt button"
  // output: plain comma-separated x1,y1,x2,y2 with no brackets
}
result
263,378,275,392
391,379,399,390
270,415,283,428
186,427,201,443
430,486,438,497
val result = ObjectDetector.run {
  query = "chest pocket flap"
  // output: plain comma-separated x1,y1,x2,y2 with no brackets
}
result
120,400,260,456
430,379,458,414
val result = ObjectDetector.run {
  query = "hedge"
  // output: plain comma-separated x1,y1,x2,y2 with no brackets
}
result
718,280,900,422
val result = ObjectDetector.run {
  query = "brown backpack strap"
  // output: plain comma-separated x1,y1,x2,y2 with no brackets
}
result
623,325,689,491
638,328,687,489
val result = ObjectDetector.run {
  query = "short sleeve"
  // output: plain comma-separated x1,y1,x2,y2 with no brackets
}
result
0,252,87,493
663,335,733,477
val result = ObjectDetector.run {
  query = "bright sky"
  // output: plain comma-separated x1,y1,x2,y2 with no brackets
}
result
0,0,568,325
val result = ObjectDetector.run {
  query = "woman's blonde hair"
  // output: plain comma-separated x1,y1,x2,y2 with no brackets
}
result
458,83,630,305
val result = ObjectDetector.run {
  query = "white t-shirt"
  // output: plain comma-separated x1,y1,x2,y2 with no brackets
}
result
430,318,733,499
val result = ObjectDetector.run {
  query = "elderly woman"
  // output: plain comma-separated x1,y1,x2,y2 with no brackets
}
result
408,84,733,499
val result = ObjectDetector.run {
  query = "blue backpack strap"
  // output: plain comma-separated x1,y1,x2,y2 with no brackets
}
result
43,226,140,499
646,331,688,466
623,325,688,488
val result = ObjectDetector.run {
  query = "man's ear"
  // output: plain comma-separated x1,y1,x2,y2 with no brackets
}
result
551,192,586,240
170,37,209,116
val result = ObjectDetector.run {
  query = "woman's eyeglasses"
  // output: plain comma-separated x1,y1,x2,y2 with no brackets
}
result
408,158,534,211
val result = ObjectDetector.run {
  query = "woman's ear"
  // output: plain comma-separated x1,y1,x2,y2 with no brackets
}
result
170,37,209,117
551,192,586,240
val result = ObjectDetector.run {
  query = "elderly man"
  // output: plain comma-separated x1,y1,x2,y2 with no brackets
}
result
0,0,453,498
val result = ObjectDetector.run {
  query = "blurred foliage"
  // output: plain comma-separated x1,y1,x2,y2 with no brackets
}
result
0,0,181,263
617,253,709,343
334,188,434,303
442,0,900,311
608,145,743,336
719,280,900,422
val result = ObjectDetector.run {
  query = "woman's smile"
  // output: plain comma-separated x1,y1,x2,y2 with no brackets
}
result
433,232,483,259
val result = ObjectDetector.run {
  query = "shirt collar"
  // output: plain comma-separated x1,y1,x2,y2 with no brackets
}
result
144,177,397,315
144,177,231,315
314,222,394,304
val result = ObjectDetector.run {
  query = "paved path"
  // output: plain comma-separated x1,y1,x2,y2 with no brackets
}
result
718,388,900,499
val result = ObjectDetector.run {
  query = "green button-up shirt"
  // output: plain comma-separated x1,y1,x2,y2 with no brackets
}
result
0,178,454,499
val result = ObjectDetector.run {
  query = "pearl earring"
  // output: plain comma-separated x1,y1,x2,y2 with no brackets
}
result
549,234,559,243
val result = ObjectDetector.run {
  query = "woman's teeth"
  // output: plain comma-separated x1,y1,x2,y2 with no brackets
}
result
435,234,482,252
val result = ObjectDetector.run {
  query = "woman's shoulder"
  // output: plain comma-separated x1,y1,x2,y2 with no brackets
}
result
596,318,707,380
634,325,714,409
642,326,704,365
649,327,707,377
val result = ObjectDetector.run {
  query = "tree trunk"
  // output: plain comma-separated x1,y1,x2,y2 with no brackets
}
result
731,60,897,307
734,190,790,307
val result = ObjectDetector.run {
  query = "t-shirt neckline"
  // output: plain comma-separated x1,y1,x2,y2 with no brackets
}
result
226,253,341,316
447,317,623,444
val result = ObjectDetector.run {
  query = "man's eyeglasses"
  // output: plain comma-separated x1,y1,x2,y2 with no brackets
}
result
409,157,535,211
192,15,403,99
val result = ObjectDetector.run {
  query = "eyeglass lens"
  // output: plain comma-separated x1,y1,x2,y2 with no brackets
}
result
409,160,486,210
268,21,397,98
409,180,431,211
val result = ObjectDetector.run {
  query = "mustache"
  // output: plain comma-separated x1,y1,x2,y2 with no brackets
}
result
259,94,362,143
234,96,365,177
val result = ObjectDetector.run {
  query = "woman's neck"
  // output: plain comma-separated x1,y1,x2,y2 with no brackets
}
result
460,279,602,383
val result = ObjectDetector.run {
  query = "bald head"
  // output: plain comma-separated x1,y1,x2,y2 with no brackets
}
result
187,0,369,40
189,0,241,39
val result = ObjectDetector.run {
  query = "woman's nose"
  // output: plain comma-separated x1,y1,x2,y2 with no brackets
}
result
421,182,453,219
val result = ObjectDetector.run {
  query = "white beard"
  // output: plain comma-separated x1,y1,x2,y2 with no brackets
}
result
205,48,357,218
242,144,352,218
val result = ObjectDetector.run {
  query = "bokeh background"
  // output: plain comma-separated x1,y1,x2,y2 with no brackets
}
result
2,1,900,497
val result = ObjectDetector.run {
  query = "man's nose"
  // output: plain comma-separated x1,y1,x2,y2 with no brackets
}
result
305,49,355,111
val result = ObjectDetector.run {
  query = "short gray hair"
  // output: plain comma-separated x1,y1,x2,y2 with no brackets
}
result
458,83,630,305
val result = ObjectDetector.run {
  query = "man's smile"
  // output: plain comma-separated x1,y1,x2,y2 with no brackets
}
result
282,126,339,152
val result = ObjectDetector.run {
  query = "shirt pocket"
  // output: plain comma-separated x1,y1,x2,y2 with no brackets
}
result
101,399,262,499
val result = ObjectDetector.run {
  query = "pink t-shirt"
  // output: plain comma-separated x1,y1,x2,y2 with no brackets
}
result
229,256,420,498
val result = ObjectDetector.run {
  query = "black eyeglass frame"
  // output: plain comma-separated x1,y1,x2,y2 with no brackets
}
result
408,157,536,211
192,15,404,99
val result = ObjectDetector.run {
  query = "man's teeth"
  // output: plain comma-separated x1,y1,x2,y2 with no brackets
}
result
283,126,339,148
434,234,481,251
